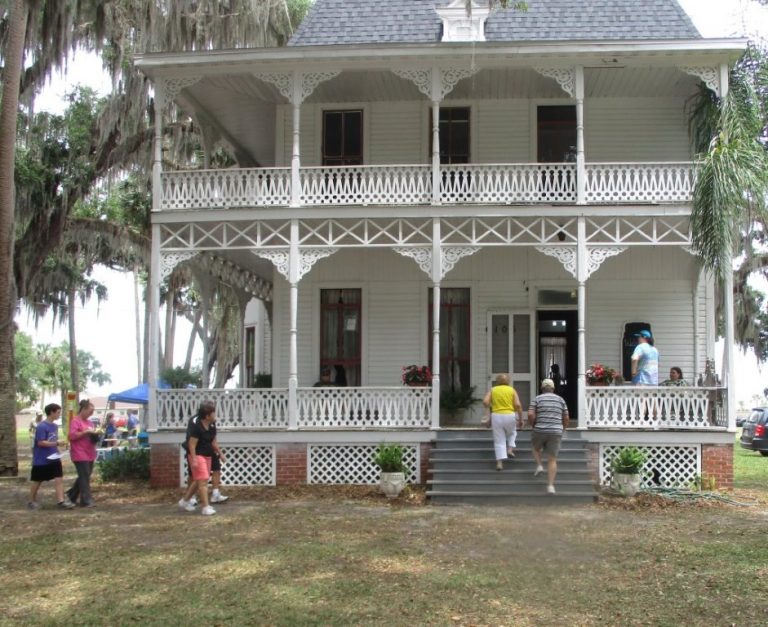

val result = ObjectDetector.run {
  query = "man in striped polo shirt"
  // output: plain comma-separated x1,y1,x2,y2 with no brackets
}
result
528,378,569,494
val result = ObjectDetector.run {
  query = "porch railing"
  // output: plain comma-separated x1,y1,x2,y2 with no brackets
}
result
155,386,431,429
584,162,694,204
156,388,289,429
158,162,694,210
585,386,727,430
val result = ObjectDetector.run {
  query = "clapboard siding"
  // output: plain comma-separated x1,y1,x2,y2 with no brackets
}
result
277,97,690,166
369,102,423,164
270,247,706,389
585,98,691,162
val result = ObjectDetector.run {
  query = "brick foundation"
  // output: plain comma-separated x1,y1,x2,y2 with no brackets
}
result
150,444,180,488
275,444,308,485
701,443,733,490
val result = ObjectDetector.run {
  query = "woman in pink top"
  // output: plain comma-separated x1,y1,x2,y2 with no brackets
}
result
67,399,99,507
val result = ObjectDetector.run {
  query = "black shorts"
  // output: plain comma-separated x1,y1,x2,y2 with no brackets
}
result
187,452,220,475
30,460,63,482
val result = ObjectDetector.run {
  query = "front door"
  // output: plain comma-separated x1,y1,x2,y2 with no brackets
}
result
537,310,578,420
487,311,533,412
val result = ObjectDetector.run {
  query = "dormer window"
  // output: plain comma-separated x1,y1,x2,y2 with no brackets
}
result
436,0,490,43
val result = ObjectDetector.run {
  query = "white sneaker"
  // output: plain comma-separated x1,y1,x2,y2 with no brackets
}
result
178,498,195,512
201,506,216,516
211,493,229,504
534,465,544,477
189,496,198,507
546,485,556,494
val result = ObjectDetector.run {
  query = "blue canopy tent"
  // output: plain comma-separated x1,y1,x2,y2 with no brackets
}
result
107,381,170,405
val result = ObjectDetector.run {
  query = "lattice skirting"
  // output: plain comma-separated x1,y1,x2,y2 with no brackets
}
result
308,444,420,485
600,444,700,489
179,446,275,487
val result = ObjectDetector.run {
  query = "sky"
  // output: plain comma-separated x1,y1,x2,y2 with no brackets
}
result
15,0,768,405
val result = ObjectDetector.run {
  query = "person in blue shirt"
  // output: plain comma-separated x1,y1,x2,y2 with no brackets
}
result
631,330,659,385
28,403,75,510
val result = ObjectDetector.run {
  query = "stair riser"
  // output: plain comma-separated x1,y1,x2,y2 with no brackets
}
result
428,495,596,505
430,450,587,461
428,482,594,494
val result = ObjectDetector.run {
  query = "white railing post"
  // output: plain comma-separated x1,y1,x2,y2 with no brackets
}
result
431,97,441,205
147,224,161,432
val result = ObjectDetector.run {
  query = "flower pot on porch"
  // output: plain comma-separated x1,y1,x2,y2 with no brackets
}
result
612,472,642,497
379,471,406,498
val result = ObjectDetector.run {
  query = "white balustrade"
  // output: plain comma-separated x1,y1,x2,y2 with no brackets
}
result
155,386,431,430
441,163,577,204
156,388,289,428
297,386,432,428
300,165,431,206
586,386,727,429
161,167,291,210
159,162,695,210
585,162,694,204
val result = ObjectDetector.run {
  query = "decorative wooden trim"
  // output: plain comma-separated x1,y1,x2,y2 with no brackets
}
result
533,67,575,97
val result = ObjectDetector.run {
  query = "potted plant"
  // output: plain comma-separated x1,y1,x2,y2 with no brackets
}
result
610,446,647,496
402,365,432,387
586,363,617,386
440,385,479,425
372,443,408,498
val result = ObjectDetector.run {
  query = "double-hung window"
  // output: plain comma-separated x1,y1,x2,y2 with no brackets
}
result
320,289,361,386
428,288,471,392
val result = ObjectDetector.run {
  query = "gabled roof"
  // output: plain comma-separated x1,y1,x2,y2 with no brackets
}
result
289,0,702,47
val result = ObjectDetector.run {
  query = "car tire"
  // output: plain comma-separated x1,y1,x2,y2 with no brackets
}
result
760,451,768,457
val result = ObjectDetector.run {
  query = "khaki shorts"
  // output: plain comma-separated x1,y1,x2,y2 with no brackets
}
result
531,431,562,457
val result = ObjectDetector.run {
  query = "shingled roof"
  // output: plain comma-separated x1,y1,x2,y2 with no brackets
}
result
289,0,702,47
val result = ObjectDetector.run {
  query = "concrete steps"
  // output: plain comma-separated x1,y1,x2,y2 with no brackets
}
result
427,429,596,505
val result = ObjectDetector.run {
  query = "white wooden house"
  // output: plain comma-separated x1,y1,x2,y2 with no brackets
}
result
137,0,744,494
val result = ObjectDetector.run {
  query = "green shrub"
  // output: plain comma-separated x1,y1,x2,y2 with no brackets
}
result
97,449,150,482
254,372,272,388
372,443,408,473
610,446,647,475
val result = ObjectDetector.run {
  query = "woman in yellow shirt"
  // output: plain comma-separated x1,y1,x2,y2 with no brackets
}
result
483,373,523,471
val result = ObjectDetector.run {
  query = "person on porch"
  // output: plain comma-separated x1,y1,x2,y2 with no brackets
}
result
661,366,688,387
528,378,570,495
630,330,659,385
482,374,523,471
313,368,334,387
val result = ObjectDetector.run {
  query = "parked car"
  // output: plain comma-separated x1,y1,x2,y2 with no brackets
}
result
740,408,768,456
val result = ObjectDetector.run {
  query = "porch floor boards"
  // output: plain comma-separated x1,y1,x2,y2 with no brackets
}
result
427,429,596,505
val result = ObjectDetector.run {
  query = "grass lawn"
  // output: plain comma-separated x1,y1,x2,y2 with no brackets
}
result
0,443,766,625
733,433,767,491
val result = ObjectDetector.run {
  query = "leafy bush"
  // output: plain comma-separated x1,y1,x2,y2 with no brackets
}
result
610,446,647,475
254,372,272,388
97,449,150,482
161,366,202,389
440,386,478,413
372,443,408,473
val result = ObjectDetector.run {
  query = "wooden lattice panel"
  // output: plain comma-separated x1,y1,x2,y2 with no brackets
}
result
600,444,700,489
308,444,419,485
179,445,275,487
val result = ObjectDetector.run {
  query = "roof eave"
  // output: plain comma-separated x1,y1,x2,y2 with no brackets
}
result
135,38,749,77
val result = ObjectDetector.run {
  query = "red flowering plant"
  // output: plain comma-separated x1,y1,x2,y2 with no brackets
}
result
402,365,433,386
586,363,616,385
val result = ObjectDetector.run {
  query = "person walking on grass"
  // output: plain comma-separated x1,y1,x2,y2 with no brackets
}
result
483,373,523,471
67,399,99,507
28,403,75,510
178,401,225,516
528,378,569,495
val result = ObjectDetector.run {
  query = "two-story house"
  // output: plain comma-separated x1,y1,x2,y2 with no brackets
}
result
138,0,744,497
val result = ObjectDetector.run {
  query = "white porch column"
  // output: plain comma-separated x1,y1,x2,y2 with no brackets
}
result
147,224,161,432
431,95,441,205
290,72,302,208
576,217,588,429
720,65,736,430
431,219,441,429
287,218,300,429
575,66,586,205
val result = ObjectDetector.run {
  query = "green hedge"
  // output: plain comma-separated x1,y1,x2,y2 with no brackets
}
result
97,449,150,482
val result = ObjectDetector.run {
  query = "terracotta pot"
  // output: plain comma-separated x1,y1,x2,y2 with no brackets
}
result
589,381,609,387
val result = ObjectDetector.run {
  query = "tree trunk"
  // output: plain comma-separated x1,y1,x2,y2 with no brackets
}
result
134,268,142,384
67,288,79,400
0,0,29,476
184,308,201,370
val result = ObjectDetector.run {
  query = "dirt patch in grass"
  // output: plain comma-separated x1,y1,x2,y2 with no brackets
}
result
2,475,768,626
